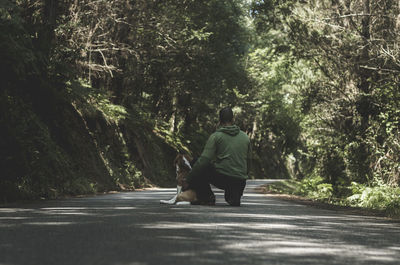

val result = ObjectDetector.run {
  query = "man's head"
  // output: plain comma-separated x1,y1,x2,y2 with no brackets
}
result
219,107,234,125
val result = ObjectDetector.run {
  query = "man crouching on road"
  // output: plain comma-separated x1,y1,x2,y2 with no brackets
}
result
186,107,251,206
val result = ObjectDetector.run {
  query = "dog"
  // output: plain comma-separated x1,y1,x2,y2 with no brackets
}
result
160,153,198,205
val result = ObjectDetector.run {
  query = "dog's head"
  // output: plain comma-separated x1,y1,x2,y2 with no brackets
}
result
174,154,192,173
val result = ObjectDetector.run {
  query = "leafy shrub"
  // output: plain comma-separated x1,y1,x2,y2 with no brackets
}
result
295,176,333,201
64,178,97,196
347,181,400,216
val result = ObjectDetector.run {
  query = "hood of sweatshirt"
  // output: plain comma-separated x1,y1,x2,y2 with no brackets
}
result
217,125,240,136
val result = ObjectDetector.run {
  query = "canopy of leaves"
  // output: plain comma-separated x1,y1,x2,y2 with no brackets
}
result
2,0,400,208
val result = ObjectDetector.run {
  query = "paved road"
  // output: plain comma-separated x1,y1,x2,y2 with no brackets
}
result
1,180,400,265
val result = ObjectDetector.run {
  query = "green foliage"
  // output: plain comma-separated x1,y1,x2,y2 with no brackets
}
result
246,1,399,218
266,180,298,194
239,35,303,178
4,0,400,216
347,181,400,217
0,89,82,200
65,79,154,190
153,123,191,155
93,96,128,123
122,161,146,189
64,178,97,196
1,0,253,202
66,80,128,122
294,176,333,202
268,177,333,202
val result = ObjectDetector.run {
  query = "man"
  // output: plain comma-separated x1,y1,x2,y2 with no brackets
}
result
186,107,251,206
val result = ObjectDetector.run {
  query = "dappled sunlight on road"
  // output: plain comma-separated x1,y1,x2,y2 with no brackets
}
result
0,180,400,265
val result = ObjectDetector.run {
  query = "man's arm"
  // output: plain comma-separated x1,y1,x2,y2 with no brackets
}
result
186,156,211,183
186,134,217,183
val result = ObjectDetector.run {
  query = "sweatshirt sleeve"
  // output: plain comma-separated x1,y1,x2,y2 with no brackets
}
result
186,133,217,182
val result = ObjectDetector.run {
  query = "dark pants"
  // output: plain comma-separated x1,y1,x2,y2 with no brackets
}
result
188,164,246,206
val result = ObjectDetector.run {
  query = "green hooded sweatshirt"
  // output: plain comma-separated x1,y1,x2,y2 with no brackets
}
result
187,125,251,182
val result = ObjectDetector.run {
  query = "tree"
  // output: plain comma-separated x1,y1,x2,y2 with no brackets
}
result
249,0,400,189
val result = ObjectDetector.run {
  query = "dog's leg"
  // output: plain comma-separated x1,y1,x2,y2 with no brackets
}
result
160,194,177,205
160,185,182,205
175,185,191,205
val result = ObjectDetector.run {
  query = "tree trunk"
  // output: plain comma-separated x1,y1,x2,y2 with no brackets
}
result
358,0,371,133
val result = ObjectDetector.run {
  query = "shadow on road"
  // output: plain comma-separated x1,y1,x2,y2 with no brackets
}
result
1,180,400,265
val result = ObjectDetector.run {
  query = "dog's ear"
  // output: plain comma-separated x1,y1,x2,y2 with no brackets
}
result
178,156,185,168
184,154,193,163
180,155,192,170
174,154,182,167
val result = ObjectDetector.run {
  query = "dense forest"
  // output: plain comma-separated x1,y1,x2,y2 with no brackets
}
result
1,0,400,212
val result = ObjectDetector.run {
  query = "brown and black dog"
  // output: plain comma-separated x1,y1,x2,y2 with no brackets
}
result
160,153,197,205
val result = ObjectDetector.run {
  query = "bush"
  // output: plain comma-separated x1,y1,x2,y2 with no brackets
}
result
295,176,333,201
347,181,400,216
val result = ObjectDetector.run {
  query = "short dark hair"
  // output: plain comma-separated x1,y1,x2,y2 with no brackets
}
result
219,107,233,124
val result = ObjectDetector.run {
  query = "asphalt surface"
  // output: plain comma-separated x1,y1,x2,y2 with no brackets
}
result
1,179,400,265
